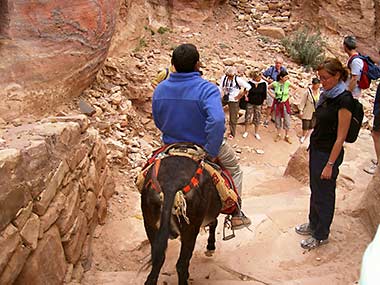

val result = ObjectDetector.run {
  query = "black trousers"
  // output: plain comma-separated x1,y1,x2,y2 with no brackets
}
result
308,146,344,240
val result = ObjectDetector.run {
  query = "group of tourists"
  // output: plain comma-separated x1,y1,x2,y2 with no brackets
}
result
219,56,318,145
149,36,379,251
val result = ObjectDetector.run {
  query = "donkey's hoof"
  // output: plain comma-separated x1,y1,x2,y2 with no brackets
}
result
204,249,215,257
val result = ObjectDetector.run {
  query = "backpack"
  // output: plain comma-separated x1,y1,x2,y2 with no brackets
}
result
327,91,364,143
348,54,380,89
345,97,364,143
222,75,240,89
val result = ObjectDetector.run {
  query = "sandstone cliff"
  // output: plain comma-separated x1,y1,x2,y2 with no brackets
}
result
0,0,118,121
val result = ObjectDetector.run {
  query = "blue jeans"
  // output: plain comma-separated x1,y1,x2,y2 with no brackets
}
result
308,146,344,240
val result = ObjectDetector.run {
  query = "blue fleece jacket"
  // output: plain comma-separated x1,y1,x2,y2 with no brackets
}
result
152,72,225,158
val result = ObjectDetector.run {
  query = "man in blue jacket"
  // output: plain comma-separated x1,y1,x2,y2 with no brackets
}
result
152,43,251,230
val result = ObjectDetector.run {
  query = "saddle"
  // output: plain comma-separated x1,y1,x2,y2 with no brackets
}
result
135,143,238,214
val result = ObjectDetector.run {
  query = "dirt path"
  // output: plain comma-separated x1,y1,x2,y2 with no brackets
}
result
82,119,374,285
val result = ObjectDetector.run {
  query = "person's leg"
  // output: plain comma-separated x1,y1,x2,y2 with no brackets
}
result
218,142,251,229
253,105,261,139
309,148,344,240
372,114,380,162
274,114,282,141
243,104,253,137
364,114,380,174
218,142,243,197
228,102,239,137
283,107,292,143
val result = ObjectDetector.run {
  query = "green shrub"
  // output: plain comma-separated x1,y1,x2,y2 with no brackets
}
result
157,26,170,34
134,37,147,52
281,28,326,70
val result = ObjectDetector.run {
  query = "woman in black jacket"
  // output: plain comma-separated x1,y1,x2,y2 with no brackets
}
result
240,70,267,140
295,58,354,250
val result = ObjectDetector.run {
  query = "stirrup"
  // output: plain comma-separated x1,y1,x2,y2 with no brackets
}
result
222,215,235,241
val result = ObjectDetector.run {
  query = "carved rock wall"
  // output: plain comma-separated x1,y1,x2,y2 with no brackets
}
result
0,115,115,284
0,0,118,121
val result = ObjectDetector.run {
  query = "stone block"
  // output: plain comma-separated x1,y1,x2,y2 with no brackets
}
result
0,224,21,275
66,144,90,171
71,261,84,283
83,160,99,194
14,226,66,285
102,174,116,201
80,234,93,272
63,211,88,264
97,196,108,225
91,138,107,172
20,213,40,250
43,115,89,133
257,25,286,39
33,160,69,216
57,184,80,236
84,191,97,221
0,185,31,232
39,192,66,233
12,201,33,230
0,244,31,285
64,263,74,283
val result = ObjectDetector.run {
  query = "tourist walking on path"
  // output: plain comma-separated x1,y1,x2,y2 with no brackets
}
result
267,70,297,144
241,70,267,140
219,66,251,139
298,78,321,144
295,58,354,250
343,35,363,99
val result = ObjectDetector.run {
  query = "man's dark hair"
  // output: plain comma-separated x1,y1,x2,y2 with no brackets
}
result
312,77,320,84
343,36,357,50
171,44,199,73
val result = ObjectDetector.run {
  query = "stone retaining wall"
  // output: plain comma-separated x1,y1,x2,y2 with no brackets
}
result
0,115,115,284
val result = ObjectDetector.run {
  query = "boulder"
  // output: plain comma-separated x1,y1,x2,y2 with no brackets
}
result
0,0,119,121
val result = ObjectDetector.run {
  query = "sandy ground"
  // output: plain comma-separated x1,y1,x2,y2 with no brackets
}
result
83,115,376,285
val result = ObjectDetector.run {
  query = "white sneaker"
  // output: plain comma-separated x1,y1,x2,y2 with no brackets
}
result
254,133,261,140
242,132,248,138
299,136,305,144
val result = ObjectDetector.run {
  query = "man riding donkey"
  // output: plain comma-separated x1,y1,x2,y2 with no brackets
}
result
141,43,251,230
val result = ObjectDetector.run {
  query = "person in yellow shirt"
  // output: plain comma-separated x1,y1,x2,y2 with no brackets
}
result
151,65,176,88
299,78,321,143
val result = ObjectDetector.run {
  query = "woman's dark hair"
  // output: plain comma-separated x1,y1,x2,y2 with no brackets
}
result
317,57,349,82
171,43,199,73
276,70,288,81
311,77,320,84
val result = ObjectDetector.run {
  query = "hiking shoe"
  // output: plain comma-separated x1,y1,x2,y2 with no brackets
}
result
284,135,292,144
254,133,261,140
242,132,248,138
300,237,329,250
295,223,313,236
274,134,281,142
231,213,252,230
363,163,378,175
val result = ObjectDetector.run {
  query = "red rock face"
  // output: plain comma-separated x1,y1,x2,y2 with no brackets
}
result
0,0,118,120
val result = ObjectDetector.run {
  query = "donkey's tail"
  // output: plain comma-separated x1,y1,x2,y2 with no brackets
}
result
151,186,177,270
